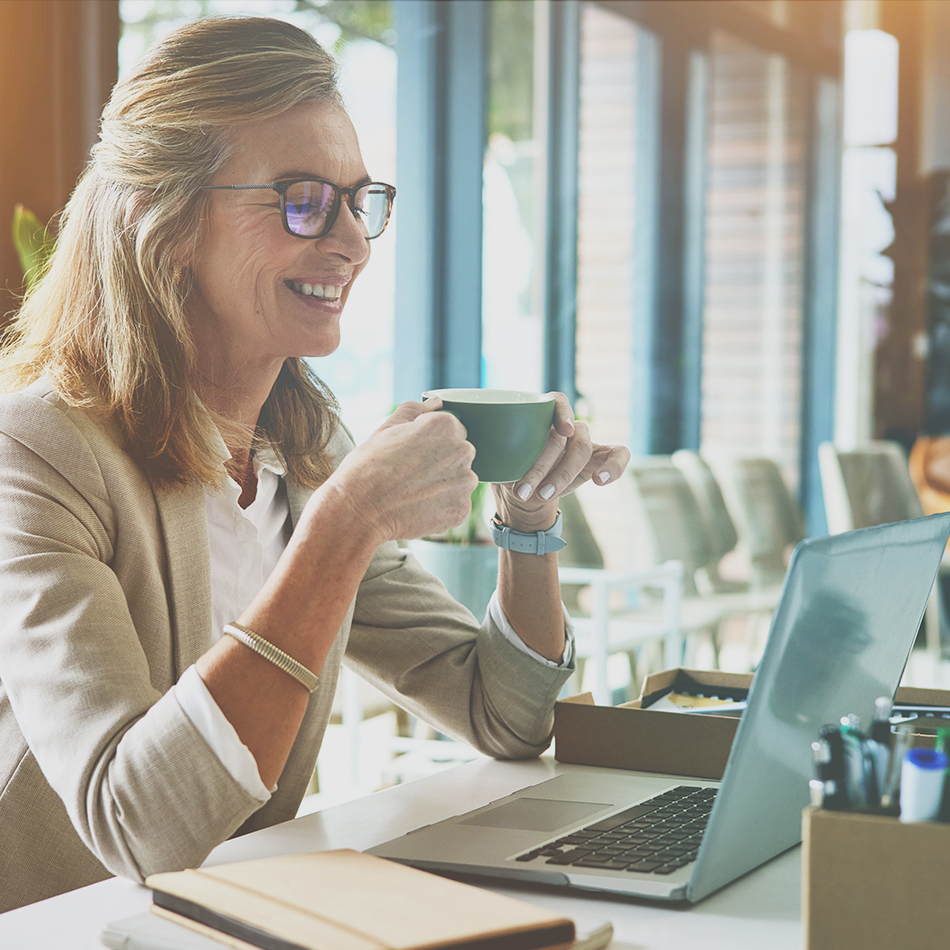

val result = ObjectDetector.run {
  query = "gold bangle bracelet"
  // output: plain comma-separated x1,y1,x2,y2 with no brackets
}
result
223,622,319,693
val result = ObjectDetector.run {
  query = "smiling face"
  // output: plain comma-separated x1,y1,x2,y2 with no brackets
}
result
186,100,372,392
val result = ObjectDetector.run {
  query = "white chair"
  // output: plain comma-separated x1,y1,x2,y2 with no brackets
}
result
306,669,414,795
818,440,923,532
308,667,482,797
708,454,804,590
817,439,943,663
557,491,690,704
623,456,784,670
673,449,786,602
672,449,742,593
558,560,686,705
673,450,785,667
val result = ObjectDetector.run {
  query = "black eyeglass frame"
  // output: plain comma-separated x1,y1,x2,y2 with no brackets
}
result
200,177,396,240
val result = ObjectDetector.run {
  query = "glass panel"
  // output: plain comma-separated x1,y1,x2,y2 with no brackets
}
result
571,2,644,570
482,0,543,392
731,0,842,50
701,31,809,491
575,3,640,451
119,0,397,443
837,29,898,445
731,0,792,27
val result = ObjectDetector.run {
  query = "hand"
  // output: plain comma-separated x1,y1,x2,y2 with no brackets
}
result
492,393,630,532
320,399,479,544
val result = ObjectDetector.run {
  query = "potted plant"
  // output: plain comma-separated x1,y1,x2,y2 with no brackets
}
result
407,482,500,619
11,204,55,289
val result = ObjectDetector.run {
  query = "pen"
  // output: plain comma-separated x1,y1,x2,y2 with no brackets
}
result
867,697,893,803
934,728,950,756
839,717,872,807
882,721,915,809
815,727,849,809
869,697,892,745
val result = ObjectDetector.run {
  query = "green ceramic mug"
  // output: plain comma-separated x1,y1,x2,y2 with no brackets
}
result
423,389,556,483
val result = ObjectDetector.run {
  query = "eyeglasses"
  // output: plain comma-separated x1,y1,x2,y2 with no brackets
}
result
201,178,396,240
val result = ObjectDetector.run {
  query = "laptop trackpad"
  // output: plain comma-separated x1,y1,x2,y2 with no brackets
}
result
459,798,610,832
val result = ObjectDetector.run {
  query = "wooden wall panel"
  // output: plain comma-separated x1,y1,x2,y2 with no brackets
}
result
0,0,119,321
876,0,928,443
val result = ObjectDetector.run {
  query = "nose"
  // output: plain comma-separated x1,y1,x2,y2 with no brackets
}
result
319,201,370,264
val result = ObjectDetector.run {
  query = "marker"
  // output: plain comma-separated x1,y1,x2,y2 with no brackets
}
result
899,747,949,823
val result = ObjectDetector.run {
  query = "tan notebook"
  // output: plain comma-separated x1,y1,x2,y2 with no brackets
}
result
146,849,577,950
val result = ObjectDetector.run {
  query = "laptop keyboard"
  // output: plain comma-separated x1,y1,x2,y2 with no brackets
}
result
514,785,716,876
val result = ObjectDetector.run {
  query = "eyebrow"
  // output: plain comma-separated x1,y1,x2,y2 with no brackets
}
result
274,171,374,188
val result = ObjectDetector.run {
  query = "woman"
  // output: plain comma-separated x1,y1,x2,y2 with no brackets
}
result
0,17,629,912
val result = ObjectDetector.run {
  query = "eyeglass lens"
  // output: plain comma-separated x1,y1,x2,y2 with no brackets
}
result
283,181,392,239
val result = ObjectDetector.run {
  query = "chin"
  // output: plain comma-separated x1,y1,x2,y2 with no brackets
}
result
300,331,341,359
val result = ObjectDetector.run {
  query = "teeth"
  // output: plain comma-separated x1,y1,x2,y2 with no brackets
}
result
290,281,343,299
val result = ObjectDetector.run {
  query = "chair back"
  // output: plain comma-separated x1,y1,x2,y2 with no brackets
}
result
558,491,605,570
818,440,923,534
625,456,714,595
711,455,804,588
672,449,740,562
557,491,605,614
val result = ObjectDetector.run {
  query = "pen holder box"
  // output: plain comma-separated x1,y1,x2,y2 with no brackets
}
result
802,806,950,950
553,668,748,777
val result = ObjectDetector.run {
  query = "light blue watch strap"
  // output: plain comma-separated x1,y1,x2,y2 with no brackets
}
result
490,510,566,555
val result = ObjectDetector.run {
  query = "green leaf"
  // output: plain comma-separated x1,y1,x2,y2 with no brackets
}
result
11,204,55,290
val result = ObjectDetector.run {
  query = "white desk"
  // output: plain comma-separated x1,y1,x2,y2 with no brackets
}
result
0,757,803,949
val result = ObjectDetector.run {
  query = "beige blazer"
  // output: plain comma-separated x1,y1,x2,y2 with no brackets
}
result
0,381,572,913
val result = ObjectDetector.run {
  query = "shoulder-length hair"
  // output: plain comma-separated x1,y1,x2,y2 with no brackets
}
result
0,17,344,488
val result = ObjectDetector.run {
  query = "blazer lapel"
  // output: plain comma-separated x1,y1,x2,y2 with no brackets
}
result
152,481,213,679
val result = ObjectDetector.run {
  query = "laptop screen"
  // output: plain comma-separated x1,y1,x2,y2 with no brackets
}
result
688,513,950,901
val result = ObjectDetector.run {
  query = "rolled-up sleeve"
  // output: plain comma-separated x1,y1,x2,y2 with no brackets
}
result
343,541,575,759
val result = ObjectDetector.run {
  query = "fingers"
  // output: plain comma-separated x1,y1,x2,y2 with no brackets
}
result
376,397,445,430
509,412,631,505
335,403,477,542
550,392,576,439
563,443,631,494
514,420,588,503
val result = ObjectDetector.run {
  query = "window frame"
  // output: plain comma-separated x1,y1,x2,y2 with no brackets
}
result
393,0,842,534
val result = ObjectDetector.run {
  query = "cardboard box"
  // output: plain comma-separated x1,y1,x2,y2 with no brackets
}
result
553,668,749,778
554,669,950,778
802,806,950,950
802,683,950,950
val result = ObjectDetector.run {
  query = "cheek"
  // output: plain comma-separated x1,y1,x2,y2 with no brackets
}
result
341,247,371,306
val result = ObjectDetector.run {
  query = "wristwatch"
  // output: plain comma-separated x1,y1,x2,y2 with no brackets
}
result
490,511,566,555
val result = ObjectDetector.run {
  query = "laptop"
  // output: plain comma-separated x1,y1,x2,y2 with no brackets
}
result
369,513,950,902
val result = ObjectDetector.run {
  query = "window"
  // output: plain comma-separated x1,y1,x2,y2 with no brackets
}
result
700,31,809,490
482,0,543,392
566,0,841,534
575,3,642,451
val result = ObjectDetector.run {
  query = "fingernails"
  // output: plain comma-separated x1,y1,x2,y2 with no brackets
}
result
517,484,532,501
539,484,556,500
598,471,611,484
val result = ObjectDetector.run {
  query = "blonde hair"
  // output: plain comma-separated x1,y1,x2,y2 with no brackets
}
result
0,17,344,487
